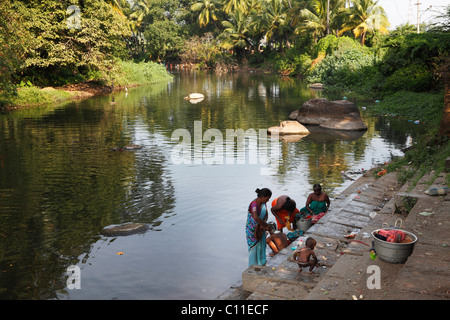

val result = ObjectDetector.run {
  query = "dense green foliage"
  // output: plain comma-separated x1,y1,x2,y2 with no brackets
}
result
0,1,32,98
0,0,174,107
5,61,172,107
12,0,130,86
0,0,448,194
370,91,445,126
303,31,449,102
112,60,173,86
1,0,449,115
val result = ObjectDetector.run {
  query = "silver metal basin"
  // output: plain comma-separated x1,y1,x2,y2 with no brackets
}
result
371,228,418,264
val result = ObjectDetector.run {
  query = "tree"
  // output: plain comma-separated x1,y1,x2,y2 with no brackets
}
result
260,0,292,53
296,0,346,44
191,0,220,29
179,33,221,66
340,0,390,45
105,0,128,16
144,19,184,60
13,0,130,86
438,57,449,137
223,0,250,14
428,4,450,33
219,9,253,59
130,0,151,27
0,0,32,97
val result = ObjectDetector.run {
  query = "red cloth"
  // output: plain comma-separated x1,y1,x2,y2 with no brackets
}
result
311,212,326,224
378,229,406,243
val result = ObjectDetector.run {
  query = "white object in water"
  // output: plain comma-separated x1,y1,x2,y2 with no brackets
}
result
185,93,205,103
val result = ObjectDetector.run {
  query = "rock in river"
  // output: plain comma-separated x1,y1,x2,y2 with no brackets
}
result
295,98,367,131
268,120,310,135
102,222,149,237
184,93,205,104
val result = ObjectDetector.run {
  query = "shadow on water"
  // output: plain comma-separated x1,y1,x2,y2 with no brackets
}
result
0,71,425,299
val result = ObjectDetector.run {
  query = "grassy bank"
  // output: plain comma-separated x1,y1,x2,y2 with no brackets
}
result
383,136,449,189
110,60,173,87
0,60,172,109
369,90,445,128
366,90,449,188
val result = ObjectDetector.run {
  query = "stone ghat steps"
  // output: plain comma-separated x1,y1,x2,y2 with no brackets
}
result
306,171,400,240
217,172,402,300
245,172,400,300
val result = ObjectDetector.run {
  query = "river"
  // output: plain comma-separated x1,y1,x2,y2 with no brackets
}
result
0,70,425,299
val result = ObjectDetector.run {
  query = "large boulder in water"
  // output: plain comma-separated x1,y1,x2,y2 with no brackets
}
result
295,98,367,131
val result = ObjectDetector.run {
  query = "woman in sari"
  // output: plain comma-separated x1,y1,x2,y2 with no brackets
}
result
270,195,300,232
246,188,272,267
299,184,330,223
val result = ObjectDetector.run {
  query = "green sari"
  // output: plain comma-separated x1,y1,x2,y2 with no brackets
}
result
300,200,327,216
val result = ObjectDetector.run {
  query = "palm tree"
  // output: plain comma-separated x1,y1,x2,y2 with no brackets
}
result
295,0,346,43
222,0,250,14
191,0,221,28
260,0,292,52
105,0,126,16
219,9,253,58
339,0,390,45
130,0,151,28
127,0,153,54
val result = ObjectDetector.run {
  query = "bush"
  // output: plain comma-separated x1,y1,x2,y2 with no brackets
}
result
1,86,72,107
379,32,450,78
370,90,444,126
112,60,173,86
383,63,434,92
179,34,217,66
306,35,376,87
247,50,264,66
306,47,376,86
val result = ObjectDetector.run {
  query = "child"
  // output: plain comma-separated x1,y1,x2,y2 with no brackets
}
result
292,237,318,273
266,229,290,257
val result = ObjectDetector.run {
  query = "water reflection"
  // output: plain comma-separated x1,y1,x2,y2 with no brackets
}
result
0,71,425,299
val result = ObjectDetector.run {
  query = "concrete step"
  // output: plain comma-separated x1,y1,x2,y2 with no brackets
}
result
240,172,403,300
242,236,341,300
219,172,407,300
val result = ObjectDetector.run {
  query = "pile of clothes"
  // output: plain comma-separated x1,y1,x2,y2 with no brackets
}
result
374,229,408,243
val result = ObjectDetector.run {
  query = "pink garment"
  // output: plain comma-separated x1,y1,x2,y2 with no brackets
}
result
311,212,326,224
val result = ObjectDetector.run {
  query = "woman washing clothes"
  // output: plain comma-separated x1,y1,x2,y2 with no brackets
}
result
270,195,300,232
300,184,330,223
246,188,273,267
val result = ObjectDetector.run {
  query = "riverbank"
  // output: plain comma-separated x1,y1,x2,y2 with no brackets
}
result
0,60,173,111
217,165,450,300
0,82,124,111
0,66,268,111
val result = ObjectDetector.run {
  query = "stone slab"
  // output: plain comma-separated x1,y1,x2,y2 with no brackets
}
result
353,194,386,206
334,209,372,222
246,292,285,300
345,199,377,211
310,222,361,239
247,281,310,300
242,266,278,293
242,265,302,293
328,215,370,229
342,206,376,217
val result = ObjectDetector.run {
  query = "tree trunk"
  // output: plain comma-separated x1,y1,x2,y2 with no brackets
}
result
285,35,291,49
438,61,450,137
361,31,366,46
